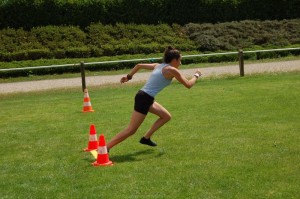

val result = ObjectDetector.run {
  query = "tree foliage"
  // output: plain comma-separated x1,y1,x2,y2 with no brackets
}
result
0,0,299,29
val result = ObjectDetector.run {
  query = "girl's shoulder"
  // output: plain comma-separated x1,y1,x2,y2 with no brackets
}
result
162,65,177,79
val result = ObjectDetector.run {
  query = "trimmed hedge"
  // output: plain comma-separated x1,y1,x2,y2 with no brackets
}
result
0,0,299,29
186,19,300,52
1,19,300,77
1,19,300,62
0,23,196,61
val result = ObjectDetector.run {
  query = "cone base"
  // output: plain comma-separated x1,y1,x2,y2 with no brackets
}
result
83,110,95,113
83,148,97,152
92,161,113,167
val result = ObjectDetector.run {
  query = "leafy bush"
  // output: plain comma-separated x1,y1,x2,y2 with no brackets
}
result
1,18,300,77
27,49,52,60
65,47,91,58
0,23,196,62
86,23,196,56
1,19,299,63
31,26,87,51
185,19,300,52
0,28,43,53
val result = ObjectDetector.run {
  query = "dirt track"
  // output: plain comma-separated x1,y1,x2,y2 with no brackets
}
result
1,60,299,94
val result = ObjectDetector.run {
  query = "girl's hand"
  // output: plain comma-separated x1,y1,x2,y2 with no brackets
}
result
195,69,202,76
120,76,129,83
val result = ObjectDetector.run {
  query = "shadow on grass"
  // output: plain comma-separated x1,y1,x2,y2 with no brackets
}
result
111,149,165,163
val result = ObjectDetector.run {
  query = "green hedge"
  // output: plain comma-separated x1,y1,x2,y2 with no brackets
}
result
1,19,300,77
0,0,299,29
1,19,300,63
186,19,300,52
0,23,196,61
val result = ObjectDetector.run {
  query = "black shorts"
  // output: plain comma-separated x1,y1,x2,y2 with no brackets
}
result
134,90,154,115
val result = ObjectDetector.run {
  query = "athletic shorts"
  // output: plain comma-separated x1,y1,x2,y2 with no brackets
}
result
134,90,154,115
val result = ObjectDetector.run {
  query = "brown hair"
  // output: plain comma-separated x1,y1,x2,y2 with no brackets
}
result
163,46,181,63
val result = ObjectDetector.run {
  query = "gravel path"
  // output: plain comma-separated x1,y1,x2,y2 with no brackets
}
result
1,60,299,94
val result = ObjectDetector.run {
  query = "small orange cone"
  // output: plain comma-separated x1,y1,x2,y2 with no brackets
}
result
92,134,113,167
83,124,98,152
83,88,94,112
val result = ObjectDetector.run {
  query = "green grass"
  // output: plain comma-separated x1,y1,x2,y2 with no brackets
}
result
0,72,299,198
1,55,300,84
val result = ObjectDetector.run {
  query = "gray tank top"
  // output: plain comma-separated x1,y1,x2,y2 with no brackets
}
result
141,63,172,97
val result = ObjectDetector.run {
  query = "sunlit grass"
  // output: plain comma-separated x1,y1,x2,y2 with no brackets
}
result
0,72,299,198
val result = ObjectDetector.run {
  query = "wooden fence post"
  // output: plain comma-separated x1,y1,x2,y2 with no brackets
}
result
80,61,86,92
239,49,244,77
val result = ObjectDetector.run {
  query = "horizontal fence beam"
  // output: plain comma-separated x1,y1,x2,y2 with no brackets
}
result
0,47,299,72
243,47,300,54
84,58,162,66
0,63,80,72
182,51,238,58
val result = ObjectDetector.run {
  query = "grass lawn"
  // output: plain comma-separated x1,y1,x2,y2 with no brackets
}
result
0,72,299,198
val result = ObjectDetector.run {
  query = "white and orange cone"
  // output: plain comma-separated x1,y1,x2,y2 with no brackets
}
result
92,134,113,167
83,124,98,152
82,89,94,112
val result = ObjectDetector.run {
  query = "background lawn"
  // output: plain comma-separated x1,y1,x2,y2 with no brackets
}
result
0,72,299,198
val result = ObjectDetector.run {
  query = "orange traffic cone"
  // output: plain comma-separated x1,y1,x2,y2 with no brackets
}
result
83,88,94,112
83,124,98,152
92,134,113,167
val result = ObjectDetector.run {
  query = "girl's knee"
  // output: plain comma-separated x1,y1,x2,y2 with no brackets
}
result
164,113,172,122
126,126,138,136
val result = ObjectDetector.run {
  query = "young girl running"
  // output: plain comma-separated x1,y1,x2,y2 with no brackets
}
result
107,46,201,151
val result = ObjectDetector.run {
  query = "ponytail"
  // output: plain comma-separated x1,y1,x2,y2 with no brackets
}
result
163,46,181,64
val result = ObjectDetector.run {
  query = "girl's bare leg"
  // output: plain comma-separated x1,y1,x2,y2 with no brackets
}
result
143,102,171,139
107,111,146,150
